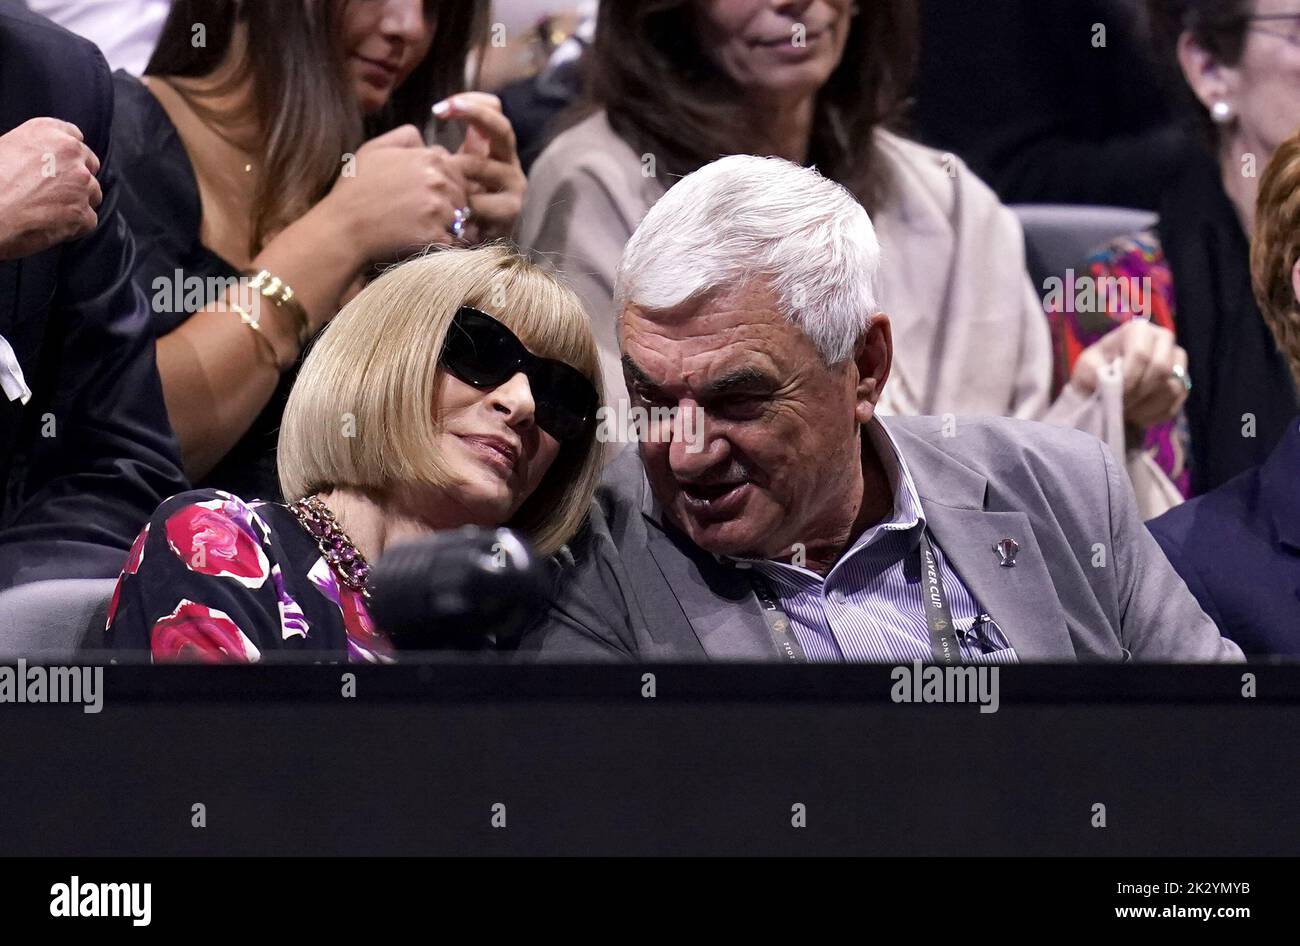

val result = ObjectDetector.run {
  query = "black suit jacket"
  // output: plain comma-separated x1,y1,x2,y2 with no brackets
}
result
1157,154,1299,494
1149,417,1300,656
0,5,187,587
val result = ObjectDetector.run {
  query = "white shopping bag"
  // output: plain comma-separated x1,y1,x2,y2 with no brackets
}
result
1045,358,1183,520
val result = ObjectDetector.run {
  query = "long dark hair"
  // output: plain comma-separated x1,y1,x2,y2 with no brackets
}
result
580,0,919,211
147,0,489,254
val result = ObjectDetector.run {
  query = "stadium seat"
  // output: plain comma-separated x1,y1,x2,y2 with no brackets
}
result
1013,204,1158,292
0,579,117,656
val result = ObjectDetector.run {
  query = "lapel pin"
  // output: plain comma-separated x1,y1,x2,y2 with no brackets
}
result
993,537,1019,567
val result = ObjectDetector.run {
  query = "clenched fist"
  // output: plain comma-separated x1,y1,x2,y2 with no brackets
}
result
0,117,103,260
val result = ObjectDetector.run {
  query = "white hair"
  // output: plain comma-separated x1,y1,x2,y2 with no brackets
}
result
615,154,882,365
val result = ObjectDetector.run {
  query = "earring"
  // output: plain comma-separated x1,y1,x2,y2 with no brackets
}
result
1210,100,1236,124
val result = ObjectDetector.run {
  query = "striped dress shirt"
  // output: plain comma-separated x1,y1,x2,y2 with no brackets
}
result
731,421,1019,664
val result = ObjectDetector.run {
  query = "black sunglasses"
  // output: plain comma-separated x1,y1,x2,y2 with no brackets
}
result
440,306,598,442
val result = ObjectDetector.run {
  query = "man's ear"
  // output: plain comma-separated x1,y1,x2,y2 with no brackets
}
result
1176,30,1240,116
853,313,892,425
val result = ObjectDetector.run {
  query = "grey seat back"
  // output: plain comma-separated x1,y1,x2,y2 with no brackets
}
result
1012,204,1158,293
0,578,118,657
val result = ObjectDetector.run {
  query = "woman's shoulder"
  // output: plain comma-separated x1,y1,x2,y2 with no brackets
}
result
526,110,664,209
108,71,202,245
532,110,642,172
870,127,1010,229
143,488,302,552
126,488,317,617
106,488,368,659
519,109,665,257
110,72,183,169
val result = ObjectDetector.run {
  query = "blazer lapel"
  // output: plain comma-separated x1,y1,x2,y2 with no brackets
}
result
922,503,1075,660
644,528,776,660
890,418,1076,660
1259,418,1300,614
636,467,775,661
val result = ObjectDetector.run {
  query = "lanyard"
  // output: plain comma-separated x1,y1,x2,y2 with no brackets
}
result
918,530,963,665
748,569,807,663
744,528,964,665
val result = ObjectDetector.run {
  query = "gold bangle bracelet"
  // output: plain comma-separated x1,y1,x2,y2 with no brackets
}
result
231,301,289,372
245,268,310,346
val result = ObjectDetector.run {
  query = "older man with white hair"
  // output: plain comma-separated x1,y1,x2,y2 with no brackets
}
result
522,155,1241,662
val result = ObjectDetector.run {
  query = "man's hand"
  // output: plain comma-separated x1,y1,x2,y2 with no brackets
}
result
0,117,103,260
1070,319,1190,430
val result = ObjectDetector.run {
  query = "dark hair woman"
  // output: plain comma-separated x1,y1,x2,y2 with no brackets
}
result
1052,0,1300,497
519,0,1188,477
111,0,527,500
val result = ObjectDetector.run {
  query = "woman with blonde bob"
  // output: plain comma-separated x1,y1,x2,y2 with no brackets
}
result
105,246,603,662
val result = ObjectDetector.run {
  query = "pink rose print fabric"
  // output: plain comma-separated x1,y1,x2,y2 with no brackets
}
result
308,557,393,663
105,522,149,630
105,489,393,662
151,600,262,662
164,493,270,587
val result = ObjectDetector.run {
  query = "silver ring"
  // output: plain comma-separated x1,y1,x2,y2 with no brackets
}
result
1172,363,1192,392
450,206,472,240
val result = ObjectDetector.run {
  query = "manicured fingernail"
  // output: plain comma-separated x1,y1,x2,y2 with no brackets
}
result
432,100,451,117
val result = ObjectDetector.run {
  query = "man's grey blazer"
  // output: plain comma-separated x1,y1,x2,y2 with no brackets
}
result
521,416,1243,661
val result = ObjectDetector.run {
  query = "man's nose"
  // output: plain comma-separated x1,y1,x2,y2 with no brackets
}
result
667,404,724,476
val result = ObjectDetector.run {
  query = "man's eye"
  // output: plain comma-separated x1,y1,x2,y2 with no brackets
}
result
715,396,766,418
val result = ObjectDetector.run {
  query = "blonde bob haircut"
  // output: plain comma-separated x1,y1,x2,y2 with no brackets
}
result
278,244,604,557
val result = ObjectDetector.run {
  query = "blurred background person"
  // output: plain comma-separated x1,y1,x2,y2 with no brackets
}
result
112,0,526,500
0,2,187,588
493,0,598,170
1051,0,1300,497
519,0,1188,467
912,0,1194,209
25,0,172,73
106,247,603,662
1149,126,1300,655
478,0,586,90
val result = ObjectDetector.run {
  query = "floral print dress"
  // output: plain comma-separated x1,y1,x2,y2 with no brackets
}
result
1046,228,1193,497
105,489,394,662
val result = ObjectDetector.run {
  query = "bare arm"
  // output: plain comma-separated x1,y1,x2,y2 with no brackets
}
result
156,125,471,479
155,198,362,478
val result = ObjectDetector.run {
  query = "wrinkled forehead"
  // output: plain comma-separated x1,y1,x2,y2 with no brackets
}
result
618,283,815,393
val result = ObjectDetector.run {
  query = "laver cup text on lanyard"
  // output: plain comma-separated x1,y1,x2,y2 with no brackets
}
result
919,531,963,665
